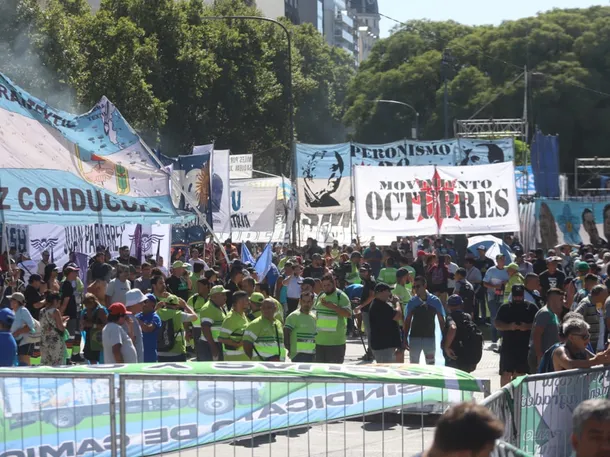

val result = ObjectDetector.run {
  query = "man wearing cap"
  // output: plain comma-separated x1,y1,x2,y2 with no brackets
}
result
368,283,403,363
539,256,566,300
134,293,162,363
483,254,510,349
284,290,317,362
474,246,495,278
124,289,150,363
198,285,229,361
443,295,480,373
102,303,138,364
412,250,427,278
243,298,286,361
156,294,198,362
218,291,250,361
494,284,539,386
37,251,50,276
315,274,352,364
0,308,17,366
165,261,192,302
24,274,45,321
249,292,283,322
188,278,211,360
504,263,524,303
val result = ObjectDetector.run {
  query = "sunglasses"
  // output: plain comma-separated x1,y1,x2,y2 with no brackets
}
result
572,333,590,340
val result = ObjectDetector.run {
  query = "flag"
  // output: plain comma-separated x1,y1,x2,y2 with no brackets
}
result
130,224,143,263
254,242,273,279
74,252,89,289
241,242,255,266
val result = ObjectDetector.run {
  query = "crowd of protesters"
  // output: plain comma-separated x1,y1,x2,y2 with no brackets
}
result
0,234,610,383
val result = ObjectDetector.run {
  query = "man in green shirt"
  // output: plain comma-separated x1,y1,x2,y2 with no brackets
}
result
250,292,284,323
199,285,229,361
188,278,210,361
394,268,413,308
315,274,352,363
189,262,205,297
156,294,198,362
243,299,285,361
345,252,362,285
285,290,317,362
218,291,250,361
378,257,398,286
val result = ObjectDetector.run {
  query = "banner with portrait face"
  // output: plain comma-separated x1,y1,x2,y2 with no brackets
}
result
354,162,520,238
296,139,514,215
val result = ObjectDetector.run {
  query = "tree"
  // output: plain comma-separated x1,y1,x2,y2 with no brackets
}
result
343,7,610,176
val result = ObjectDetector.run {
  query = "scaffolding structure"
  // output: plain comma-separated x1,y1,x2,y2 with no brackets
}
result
574,157,610,194
454,118,526,141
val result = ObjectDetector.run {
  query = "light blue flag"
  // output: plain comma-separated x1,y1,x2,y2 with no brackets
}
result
254,242,273,279
241,242,255,266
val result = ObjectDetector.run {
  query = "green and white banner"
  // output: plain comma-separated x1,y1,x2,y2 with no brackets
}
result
0,362,483,457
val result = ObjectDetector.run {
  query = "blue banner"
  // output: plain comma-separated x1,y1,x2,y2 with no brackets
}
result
0,72,184,225
531,132,560,198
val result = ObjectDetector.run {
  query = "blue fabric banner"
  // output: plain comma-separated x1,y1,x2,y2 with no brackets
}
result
531,131,560,198
0,72,185,225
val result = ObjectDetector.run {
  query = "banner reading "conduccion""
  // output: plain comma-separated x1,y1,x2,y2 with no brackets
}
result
354,162,520,237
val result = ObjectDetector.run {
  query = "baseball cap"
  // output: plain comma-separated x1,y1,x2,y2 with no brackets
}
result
210,285,229,295
577,261,590,272
145,294,157,304
250,292,265,304
546,256,562,263
495,254,505,260
28,274,42,283
359,262,372,271
302,277,315,287
477,245,486,251
511,285,525,297
507,263,519,271
447,295,463,307
163,294,180,306
172,261,186,269
125,289,147,308
7,292,25,304
396,268,410,278
204,269,218,279
513,248,524,256
108,303,131,316
374,283,392,293
0,308,15,326
350,251,362,259
65,263,79,272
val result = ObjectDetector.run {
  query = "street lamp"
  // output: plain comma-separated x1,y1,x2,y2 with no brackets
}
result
365,99,420,139
201,16,294,171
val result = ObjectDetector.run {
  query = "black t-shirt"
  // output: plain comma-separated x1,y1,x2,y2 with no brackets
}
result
60,280,77,319
539,269,566,298
226,280,240,311
303,265,325,280
474,257,495,276
369,298,401,350
409,302,438,338
24,285,44,320
165,275,190,302
533,259,547,276
91,261,112,282
360,278,377,313
495,300,538,354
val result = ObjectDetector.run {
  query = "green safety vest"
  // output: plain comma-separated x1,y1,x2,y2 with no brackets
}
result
244,317,286,361
157,308,185,355
199,301,227,342
219,311,249,361
188,294,208,328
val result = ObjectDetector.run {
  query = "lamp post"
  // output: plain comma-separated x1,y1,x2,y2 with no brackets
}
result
441,48,452,139
365,99,420,139
201,16,294,169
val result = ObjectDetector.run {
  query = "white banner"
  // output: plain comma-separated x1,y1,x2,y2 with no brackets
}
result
230,154,253,179
212,149,231,232
354,162,520,238
27,224,171,268
230,186,276,232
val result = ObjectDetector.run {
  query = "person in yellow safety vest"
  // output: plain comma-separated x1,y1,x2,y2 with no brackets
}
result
243,299,286,361
188,278,210,361
218,291,250,361
314,274,352,364
284,291,317,362
199,285,229,361
249,292,283,323
253,282,285,321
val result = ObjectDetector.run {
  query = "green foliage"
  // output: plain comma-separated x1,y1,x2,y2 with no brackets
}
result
0,0,355,173
344,6,610,173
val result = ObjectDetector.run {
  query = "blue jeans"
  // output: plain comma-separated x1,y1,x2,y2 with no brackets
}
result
409,337,436,365
488,295,503,343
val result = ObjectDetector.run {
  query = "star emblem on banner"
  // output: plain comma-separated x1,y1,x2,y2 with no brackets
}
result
413,169,460,229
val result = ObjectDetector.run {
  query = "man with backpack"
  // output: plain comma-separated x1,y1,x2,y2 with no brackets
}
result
453,268,475,318
156,294,198,362
443,295,482,373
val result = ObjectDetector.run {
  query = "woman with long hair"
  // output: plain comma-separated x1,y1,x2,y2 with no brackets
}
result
39,292,69,366
43,264,60,294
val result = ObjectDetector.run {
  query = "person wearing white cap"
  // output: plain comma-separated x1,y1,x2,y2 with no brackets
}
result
124,289,147,363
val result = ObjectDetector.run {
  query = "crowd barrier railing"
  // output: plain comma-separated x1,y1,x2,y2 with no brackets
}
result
482,365,610,457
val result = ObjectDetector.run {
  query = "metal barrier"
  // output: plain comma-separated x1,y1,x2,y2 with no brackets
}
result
482,365,610,457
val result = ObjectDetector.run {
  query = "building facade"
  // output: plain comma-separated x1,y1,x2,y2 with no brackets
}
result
348,0,380,63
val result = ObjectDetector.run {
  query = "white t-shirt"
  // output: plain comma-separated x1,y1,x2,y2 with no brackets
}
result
447,262,458,289
285,275,302,299
106,279,131,305
102,322,138,363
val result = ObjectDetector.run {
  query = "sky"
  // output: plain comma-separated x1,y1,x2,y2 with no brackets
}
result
378,0,607,37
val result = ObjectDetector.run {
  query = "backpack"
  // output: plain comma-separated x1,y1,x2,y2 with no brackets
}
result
538,343,561,373
458,282,475,311
452,311,483,366
430,266,446,285
157,313,180,352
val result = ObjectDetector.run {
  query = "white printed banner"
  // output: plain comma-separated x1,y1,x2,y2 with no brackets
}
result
212,150,231,232
230,185,277,232
354,162,520,238
230,154,253,179
27,223,171,267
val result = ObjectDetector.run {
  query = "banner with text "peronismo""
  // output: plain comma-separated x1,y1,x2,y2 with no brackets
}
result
354,162,520,238
296,139,514,214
